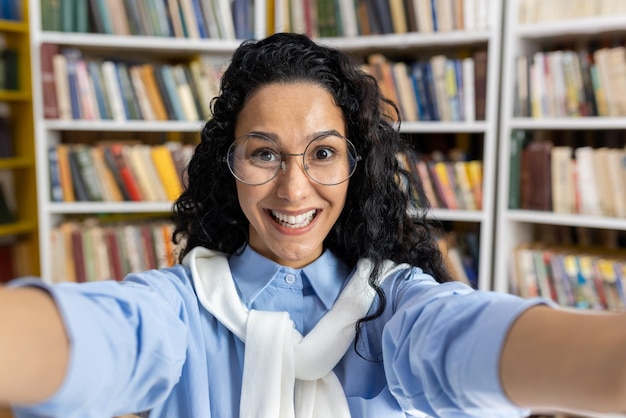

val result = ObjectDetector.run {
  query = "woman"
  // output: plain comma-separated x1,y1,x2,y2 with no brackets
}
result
1,33,626,418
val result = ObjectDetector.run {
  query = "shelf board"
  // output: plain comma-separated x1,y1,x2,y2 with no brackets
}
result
48,201,174,214
0,157,34,169
0,220,36,236
515,16,626,39
429,208,485,223
36,32,241,55
323,31,491,52
0,19,28,33
0,90,30,101
43,119,204,132
401,121,488,133
505,209,626,230
509,117,626,130
36,30,492,56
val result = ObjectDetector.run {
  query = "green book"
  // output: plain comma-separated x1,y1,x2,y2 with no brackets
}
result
508,130,527,209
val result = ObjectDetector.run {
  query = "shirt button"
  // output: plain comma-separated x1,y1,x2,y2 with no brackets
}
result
285,274,296,284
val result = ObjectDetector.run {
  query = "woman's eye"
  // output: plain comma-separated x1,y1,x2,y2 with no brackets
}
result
251,149,279,163
313,147,335,160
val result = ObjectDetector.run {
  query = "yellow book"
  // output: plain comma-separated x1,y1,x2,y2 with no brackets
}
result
151,145,183,201
56,144,75,202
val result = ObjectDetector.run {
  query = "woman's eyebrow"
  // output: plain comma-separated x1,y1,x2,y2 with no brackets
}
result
245,129,345,143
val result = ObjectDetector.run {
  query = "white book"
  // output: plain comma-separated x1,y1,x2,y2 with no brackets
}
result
606,148,626,218
463,0,476,29
52,53,72,120
391,62,418,122
101,61,127,121
415,0,434,33
462,57,476,122
172,65,199,121
179,0,200,38
339,0,359,37
254,0,267,39
574,146,602,216
289,0,306,34
199,0,221,38
215,0,236,39
129,66,156,121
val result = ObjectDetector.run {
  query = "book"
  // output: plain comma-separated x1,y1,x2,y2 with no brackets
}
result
73,145,103,201
62,48,82,119
574,146,602,216
129,65,157,121
40,44,60,119
90,146,124,202
472,50,488,120
151,144,184,201
74,58,100,120
101,60,127,121
172,64,199,121
48,146,64,202
108,143,144,201
550,146,574,214
115,62,143,120
87,60,112,120
138,64,169,121
55,144,75,202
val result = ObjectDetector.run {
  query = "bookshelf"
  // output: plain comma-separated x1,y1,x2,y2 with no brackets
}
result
494,0,626,309
29,0,502,291
0,0,39,286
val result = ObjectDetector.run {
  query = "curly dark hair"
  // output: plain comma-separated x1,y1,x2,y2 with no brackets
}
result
173,32,453,331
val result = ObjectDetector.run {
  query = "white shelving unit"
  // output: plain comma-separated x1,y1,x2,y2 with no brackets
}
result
494,0,626,293
29,2,503,291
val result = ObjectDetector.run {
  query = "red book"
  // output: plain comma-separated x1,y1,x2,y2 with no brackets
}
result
40,43,60,119
71,228,86,283
109,144,144,201
104,226,124,281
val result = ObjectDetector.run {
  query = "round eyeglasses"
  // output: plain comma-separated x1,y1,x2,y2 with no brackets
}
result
226,133,361,186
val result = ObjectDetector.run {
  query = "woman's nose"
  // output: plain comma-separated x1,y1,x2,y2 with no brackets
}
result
275,156,311,201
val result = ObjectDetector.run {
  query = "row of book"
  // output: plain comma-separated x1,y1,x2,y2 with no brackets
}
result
40,44,226,121
511,243,626,312
517,0,626,24
514,45,626,118
436,229,479,288
0,35,18,91
50,218,178,283
40,0,494,41
509,131,626,218
417,157,483,211
48,141,195,203
365,51,487,122
0,0,21,22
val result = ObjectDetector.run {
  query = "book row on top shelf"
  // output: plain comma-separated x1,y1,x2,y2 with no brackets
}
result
40,0,495,40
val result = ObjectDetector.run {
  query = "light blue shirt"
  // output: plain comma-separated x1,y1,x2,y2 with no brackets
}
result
11,246,541,418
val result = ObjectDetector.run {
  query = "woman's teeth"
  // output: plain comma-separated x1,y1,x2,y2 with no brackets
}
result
271,209,317,228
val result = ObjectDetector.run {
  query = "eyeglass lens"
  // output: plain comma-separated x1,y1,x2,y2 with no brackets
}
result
227,134,359,185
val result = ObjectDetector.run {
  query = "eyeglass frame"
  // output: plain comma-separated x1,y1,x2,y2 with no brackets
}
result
224,132,362,186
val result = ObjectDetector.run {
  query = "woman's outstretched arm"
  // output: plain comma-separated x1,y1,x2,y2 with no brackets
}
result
0,286,69,405
501,305,626,415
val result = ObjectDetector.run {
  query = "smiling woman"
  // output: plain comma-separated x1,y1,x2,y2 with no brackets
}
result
3,32,626,418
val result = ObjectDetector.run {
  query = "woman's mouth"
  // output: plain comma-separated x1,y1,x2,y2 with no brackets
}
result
270,209,318,229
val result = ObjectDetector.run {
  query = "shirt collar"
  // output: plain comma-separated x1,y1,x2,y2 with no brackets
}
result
228,245,352,310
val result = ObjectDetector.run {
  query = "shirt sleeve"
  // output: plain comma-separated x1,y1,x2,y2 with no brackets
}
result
382,268,553,418
8,267,191,418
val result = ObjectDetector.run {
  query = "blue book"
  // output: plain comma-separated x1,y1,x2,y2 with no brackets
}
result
190,0,208,38
62,48,82,119
48,147,64,202
159,65,185,120
87,61,112,120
